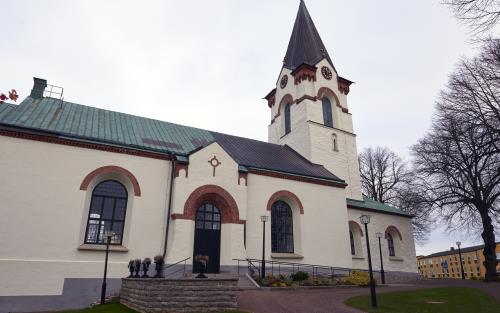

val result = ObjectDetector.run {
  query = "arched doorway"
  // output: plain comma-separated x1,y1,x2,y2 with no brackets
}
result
192,203,221,273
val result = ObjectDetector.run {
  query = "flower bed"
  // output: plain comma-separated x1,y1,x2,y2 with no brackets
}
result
256,270,377,288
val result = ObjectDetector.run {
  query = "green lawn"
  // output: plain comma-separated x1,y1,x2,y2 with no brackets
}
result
60,302,248,313
345,287,500,313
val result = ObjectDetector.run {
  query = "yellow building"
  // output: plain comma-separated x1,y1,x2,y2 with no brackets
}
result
417,243,500,279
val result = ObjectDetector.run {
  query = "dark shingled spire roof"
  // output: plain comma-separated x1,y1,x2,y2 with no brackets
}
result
283,0,335,71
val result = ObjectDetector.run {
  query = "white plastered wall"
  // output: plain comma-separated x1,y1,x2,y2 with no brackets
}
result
0,135,170,296
245,174,353,268
267,59,363,200
347,208,418,273
166,142,247,267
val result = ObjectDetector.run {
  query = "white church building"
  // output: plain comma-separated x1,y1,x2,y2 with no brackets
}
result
0,1,417,311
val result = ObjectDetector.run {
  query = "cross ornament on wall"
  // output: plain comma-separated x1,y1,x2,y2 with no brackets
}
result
208,156,221,177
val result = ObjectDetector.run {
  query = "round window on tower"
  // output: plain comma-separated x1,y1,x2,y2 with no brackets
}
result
280,75,288,89
321,66,332,80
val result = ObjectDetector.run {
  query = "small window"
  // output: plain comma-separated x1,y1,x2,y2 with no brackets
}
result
284,103,291,134
349,230,355,255
332,133,338,151
271,200,294,253
322,97,333,127
85,180,128,245
387,233,395,256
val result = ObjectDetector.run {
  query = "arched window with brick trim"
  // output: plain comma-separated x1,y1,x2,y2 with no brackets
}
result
387,233,395,256
84,180,128,245
349,230,355,255
322,97,333,127
271,200,294,253
284,103,292,134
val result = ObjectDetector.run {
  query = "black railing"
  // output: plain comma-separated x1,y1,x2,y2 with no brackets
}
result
234,258,380,282
164,257,190,278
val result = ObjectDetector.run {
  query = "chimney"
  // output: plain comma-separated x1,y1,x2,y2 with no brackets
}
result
30,77,47,99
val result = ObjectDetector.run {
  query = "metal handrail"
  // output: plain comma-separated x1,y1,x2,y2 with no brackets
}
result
164,257,190,278
233,258,380,281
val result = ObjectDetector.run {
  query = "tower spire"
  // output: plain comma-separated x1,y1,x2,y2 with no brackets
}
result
283,1,335,71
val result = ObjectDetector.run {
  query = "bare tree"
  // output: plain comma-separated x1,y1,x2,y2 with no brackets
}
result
359,147,410,204
443,0,500,35
359,147,431,242
442,38,500,142
412,98,500,281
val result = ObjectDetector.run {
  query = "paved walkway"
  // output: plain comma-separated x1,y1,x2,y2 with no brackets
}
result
236,279,500,313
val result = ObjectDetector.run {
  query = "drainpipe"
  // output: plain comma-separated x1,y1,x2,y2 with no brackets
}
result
163,158,176,258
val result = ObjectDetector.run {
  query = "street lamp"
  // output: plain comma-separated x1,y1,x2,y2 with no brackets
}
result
376,232,386,285
456,241,465,280
100,230,116,305
360,214,377,309
260,215,269,280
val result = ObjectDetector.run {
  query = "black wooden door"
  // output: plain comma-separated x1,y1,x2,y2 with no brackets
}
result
193,203,221,273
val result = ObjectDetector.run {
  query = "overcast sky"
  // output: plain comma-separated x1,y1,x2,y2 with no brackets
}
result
1,0,490,255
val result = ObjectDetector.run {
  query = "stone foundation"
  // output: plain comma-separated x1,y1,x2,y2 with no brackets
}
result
120,277,239,313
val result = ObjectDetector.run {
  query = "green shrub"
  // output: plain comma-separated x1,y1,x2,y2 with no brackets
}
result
338,271,377,287
291,271,309,281
261,275,292,287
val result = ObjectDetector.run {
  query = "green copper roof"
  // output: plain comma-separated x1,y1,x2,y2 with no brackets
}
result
0,97,215,155
347,196,412,217
0,103,16,120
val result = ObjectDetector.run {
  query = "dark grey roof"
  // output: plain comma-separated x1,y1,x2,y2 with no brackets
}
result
210,131,344,183
0,97,343,184
347,197,413,217
423,243,499,258
283,0,335,71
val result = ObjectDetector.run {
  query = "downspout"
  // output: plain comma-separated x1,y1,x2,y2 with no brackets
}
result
163,158,176,258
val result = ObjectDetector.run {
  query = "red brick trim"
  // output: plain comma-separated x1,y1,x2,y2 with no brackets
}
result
318,87,349,114
291,63,317,85
248,168,347,188
385,225,403,240
174,162,188,178
266,190,304,214
295,94,317,104
172,184,244,224
273,94,294,121
349,220,364,237
238,172,248,186
264,88,277,108
80,165,142,196
0,129,170,161
338,76,353,95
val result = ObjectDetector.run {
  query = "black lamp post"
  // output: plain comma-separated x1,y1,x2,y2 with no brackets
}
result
376,232,386,285
260,215,268,280
100,230,116,305
456,241,465,280
360,214,377,309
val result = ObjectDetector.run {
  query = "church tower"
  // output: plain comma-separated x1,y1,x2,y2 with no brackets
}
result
265,0,363,200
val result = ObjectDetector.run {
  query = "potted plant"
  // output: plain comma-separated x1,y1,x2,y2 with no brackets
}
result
154,255,164,278
142,257,152,278
133,259,141,278
127,260,135,278
195,255,209,278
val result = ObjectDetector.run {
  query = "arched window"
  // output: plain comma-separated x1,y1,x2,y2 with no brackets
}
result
84,180,128,245
284,103,291,134
271,200,294,253
322,97,333,127
387,233,395,256
332,133,338,151
349,230,355,255
195,203,221,230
